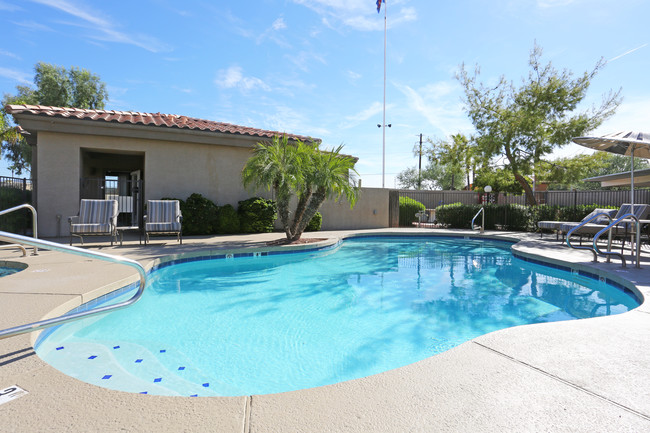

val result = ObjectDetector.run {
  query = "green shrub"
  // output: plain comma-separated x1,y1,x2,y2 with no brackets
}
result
0,186,33,234
557,204,614,222
435,202,618,233
500,204,530,231
238,197,277,233
170,193,218,235
217,204,240,234
399,196,426,227
529,204,561,231
435,203,479,229
305,212,322,231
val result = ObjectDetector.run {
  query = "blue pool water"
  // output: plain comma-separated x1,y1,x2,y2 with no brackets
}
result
0,266,21,277
35,237,639,397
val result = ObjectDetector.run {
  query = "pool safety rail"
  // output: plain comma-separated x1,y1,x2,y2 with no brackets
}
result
0,231,147,340
0,204,38,255
566,212,641,268
471,207,485,233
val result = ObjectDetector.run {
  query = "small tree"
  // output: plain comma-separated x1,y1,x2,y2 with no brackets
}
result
2,62,108,174
457,44,621,205
242,135,359,242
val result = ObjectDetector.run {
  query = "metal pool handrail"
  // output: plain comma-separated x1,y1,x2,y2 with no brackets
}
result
566,212,614,263
0,231,147,340
592,213,641,269
0,204,39,255
471,207,484,233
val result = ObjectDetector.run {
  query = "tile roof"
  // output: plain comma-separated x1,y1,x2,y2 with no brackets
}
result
5,104,318,142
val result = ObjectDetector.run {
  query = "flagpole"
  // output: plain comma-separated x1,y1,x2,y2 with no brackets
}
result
382,0,387,188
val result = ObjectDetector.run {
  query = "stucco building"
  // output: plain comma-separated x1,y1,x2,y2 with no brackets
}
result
6,104,390,238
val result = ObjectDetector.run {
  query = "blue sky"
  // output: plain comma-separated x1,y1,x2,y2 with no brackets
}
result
1,0,648,187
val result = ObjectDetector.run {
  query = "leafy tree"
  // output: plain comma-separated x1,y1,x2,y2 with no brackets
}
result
473,167,524,194
242,135,359,242
457,44,621,205
396,162,464,190
540,152,649,190
1,62,108,175
427,133,483,189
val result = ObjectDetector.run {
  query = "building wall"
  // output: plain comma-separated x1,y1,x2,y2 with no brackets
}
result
34,130,390,238
319,187,389,230
35,131,257,237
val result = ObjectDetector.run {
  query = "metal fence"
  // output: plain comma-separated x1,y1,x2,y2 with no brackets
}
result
398,188,650,209
0,176,34,235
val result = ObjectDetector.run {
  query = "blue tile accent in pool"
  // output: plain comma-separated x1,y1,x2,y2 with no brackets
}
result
178,366,185,371
88,355,97,360
113,346,120,349
140,392,148,394
159,349,166,353
135,359,143,363
56,346,64,350
202,383,209,387
190,394,198,397
154,378,162,383
102,375,112,380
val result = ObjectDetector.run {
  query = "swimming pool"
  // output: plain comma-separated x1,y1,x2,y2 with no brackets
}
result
35,236,639,397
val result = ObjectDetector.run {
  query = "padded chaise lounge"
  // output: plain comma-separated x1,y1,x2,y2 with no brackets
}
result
561,204,650,247
68,199,118,245
538,208,617,240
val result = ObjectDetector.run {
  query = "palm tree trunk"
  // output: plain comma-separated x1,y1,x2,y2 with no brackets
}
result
290,188,312,236
276,188,294,239
290,190,327,242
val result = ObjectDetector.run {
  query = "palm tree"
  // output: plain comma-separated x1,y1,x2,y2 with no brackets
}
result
242,135,359,242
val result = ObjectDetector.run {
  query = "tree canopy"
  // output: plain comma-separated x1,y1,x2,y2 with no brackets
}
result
1,62,108,175
242,135,359,242
457,44,621,205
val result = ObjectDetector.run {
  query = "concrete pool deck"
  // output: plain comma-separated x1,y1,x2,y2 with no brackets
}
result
0,228,649,432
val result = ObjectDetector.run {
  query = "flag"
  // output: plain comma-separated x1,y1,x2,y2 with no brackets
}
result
376,0,382,13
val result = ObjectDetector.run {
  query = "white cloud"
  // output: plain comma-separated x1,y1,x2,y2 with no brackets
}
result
272,17,287,31
395,81,473,137
293,0,416,32
608,43,648,63
29,0,171,52
0,1,22,11
215,66,270,92
536,0,578,7
347,70,362,81
13,20,53,32
340,101,386,129
0,49,20,60
284,50,327,72
0,67,31,84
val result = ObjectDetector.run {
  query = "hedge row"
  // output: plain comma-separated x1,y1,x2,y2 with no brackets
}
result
434,203,616,232
160,193,322,235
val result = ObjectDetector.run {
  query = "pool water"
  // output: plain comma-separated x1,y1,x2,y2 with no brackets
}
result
0,266,22,277
35,237,639,397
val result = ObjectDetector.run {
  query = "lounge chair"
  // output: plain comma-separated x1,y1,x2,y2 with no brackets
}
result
68,199,118,245
561,204,650,249
144,200,183,245
538,208,617,240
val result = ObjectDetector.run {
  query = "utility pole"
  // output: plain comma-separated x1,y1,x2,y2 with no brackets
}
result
417,133,423,190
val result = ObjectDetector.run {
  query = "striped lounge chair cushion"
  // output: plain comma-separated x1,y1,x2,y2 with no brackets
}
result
70,223,113,234
78,199,118,225
145,222,182,232
146,200,181,233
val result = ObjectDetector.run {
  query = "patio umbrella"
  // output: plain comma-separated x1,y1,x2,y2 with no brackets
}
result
572,131,650,207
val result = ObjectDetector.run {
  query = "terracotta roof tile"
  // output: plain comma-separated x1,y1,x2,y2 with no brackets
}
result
5,104,319,142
